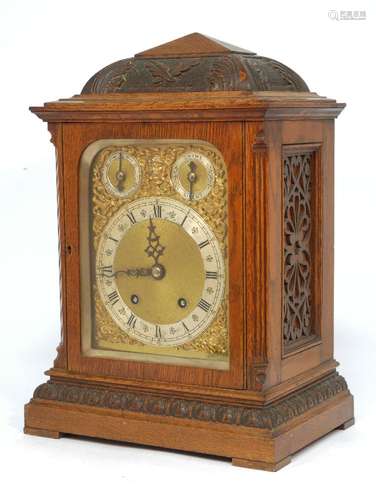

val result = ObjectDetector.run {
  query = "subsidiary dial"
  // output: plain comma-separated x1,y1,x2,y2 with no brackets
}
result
171,151,215,201
102,150,141,198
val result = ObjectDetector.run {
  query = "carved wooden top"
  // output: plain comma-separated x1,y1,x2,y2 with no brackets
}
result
82,33,309,94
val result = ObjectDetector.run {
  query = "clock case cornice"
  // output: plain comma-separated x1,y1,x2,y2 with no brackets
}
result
30,91,345,123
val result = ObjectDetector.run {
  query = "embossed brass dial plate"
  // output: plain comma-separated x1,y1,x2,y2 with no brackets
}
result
80,139,229,369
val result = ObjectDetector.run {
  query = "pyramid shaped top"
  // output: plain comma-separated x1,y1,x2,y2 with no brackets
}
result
135,33,255,58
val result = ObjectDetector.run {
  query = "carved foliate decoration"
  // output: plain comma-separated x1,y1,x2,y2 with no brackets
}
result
283,150,319,351
82,55,308,94
81,33,309,94
33,372,348,430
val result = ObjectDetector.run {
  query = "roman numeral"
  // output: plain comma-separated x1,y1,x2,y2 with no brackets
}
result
126,313,137,329
153,204,162,218
198,298,211,312
107,290,119,306
198,240,210,250
155,325,162,339
127,212,136,224
182,322,190,333
108,236,119,243
205,271,218,280
99,265,113,277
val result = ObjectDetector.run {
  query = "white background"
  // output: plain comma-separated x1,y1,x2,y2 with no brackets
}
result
0,0,375,498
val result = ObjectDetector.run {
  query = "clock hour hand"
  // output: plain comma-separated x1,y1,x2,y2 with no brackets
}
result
144,217,166,280
187,161,198,201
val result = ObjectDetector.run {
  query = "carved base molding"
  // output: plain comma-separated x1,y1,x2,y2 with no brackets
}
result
24,371,353,471
31,372,347,430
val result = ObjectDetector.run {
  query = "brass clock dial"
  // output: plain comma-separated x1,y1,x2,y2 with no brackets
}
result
80,139,229,368
96,196,225,346
102,150,141,198
171,151,215,201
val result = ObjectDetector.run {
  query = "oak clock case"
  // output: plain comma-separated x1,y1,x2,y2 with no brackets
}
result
80,140,229,369
24,33,354,472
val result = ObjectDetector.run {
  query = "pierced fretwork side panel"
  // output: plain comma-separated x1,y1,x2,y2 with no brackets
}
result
282,147,321,354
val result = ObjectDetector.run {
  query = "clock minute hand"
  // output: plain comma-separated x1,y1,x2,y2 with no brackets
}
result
113,267,153,278
99,267,153,278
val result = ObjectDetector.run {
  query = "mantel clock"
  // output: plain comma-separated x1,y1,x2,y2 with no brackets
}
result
24,33,354,471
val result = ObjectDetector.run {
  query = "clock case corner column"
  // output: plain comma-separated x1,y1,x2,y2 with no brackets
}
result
244,123,270,391
48,122,68,371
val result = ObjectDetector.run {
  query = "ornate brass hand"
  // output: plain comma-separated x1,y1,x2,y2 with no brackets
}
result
144,217,165,265
98,267,153,278
144,217,166,280
187,161,198,201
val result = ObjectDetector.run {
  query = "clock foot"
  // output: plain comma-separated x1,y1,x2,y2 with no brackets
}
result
337,417,355,430
232,456,291,472
24,426,61,439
